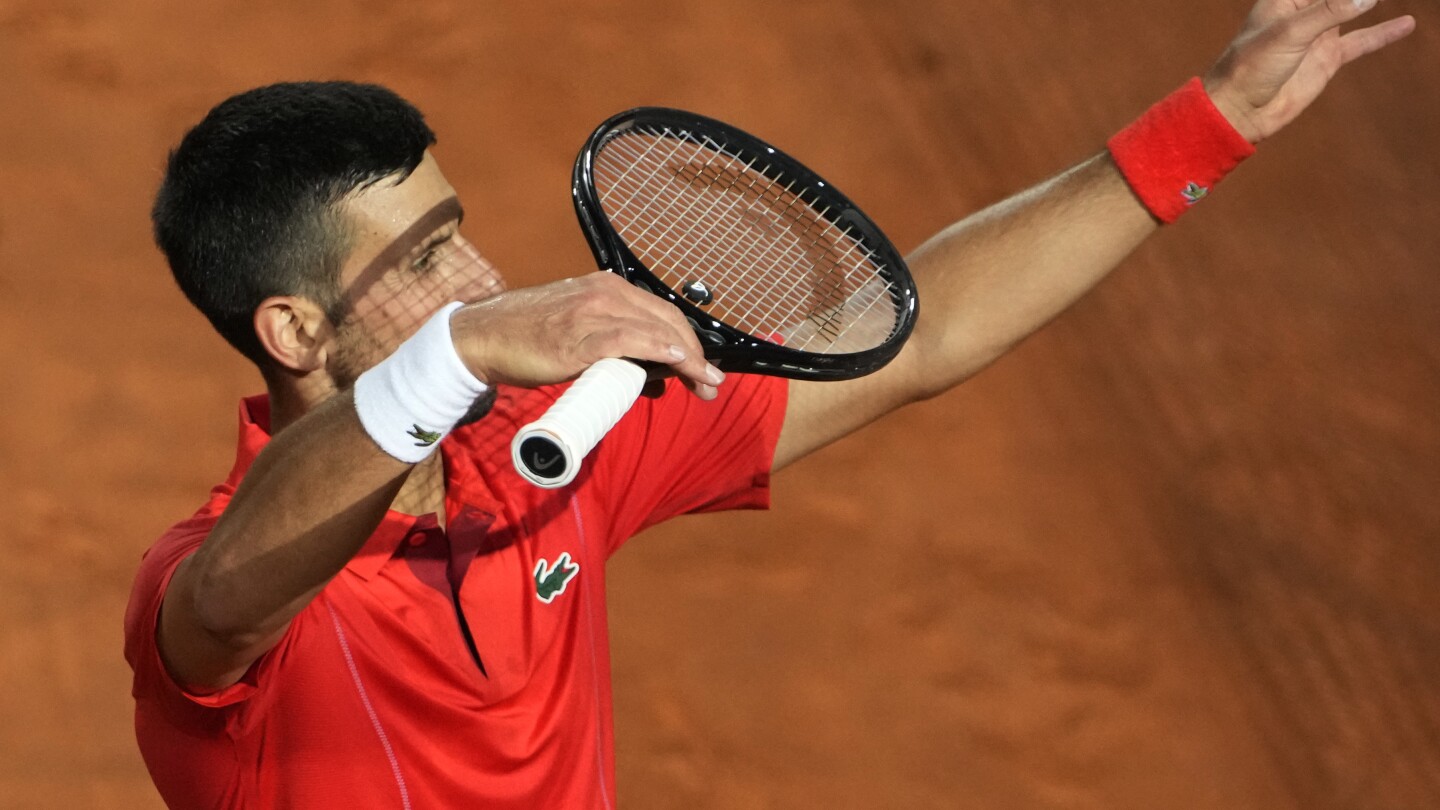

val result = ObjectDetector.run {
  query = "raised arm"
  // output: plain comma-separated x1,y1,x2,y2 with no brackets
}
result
158,273,723,692
773,0,1415,470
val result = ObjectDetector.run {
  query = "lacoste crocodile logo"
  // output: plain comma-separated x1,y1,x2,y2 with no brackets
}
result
534,553,580,603
1181,182,1209,205
408,424,442,447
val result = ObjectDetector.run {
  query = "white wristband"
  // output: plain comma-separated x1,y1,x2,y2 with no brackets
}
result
353,301,489,463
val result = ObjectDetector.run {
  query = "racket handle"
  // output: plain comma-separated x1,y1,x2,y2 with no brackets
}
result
511,358,648,488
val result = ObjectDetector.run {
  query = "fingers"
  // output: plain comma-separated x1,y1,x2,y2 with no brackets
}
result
1287,0,1390,45
1207,0,1415,142
1338,14,1417,64
571,273,725,399
574,319,722,399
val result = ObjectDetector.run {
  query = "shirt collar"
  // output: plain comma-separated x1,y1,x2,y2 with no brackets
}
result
229,395,416,582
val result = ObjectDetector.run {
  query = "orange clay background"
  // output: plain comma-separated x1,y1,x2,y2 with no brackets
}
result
2,1,1438,807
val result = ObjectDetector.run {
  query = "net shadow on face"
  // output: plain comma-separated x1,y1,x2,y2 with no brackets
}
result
328,196,500,388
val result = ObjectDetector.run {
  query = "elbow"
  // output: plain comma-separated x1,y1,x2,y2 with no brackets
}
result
900,329,1018,403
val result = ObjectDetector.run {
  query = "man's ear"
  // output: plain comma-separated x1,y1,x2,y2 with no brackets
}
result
254,296,333,373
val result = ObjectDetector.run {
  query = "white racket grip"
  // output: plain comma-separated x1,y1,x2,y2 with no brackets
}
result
511,357,648,488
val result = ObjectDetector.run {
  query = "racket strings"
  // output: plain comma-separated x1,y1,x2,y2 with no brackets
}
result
639,143,854,337
681,155,879,342
633,151,883,346
603,133,885,347
599,136,791,317
603,135,833,331
593,128,901,353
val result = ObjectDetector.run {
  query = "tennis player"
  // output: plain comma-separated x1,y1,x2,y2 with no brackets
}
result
124,1,1413,806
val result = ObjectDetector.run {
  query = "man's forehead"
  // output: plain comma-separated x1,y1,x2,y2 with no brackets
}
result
345,152,459,231
395,195,464,241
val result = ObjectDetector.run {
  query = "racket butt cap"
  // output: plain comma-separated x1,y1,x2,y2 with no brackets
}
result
512,431,577,488
510,357,648,488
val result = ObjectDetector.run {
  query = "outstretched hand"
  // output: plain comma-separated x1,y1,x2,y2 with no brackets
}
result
1204,0,1415,142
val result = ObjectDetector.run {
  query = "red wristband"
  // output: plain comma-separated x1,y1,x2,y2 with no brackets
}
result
1107,77,1256,224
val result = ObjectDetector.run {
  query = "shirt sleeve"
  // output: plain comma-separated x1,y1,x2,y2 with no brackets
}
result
124,512,294,718
583,372,788,555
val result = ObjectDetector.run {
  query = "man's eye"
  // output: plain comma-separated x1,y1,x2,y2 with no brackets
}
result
413,248,439,272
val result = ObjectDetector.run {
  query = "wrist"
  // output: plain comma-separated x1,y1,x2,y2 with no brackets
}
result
447,303,495,386
353,302,490,463
1107,77,1257,224
1201,75,1262,144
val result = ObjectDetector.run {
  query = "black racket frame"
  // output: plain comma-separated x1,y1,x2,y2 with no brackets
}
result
572,107,919,382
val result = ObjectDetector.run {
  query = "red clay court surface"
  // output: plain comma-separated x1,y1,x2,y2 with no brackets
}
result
1,1,1437,807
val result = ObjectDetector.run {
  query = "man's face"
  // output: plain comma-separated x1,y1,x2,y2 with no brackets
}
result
328,152,504,389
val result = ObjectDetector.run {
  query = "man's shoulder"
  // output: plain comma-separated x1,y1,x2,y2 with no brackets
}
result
124,493,230,636
142,483,234,563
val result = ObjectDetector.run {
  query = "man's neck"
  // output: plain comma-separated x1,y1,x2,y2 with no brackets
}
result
265,368,335,434
392,453,448,527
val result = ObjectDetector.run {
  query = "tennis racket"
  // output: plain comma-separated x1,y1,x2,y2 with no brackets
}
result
511,107,919,488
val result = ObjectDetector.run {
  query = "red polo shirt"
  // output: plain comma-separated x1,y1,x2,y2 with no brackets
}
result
124,375,785,809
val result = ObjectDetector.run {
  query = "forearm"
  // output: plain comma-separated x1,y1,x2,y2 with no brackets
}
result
900,152,1155,398
161,391,411,687
774,153,1154,468
196,392,408,626
898,0,1416,397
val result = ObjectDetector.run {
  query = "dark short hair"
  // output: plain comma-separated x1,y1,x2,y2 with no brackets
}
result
152,81,437,366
